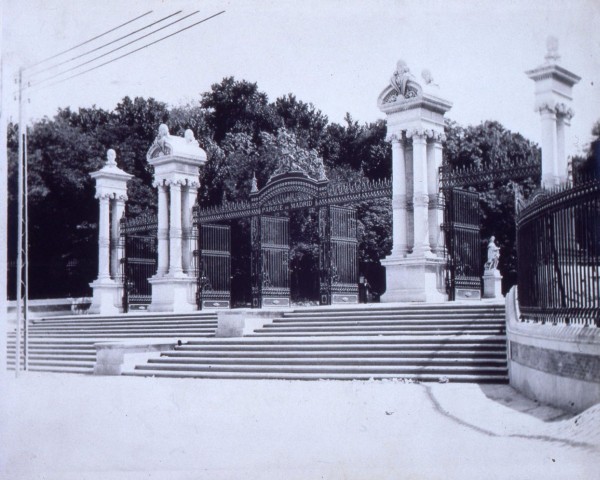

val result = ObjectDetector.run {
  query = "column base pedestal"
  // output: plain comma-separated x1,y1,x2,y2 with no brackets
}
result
483,269,503,299
89,278,123,315
148,274,197,313
380,254,447,303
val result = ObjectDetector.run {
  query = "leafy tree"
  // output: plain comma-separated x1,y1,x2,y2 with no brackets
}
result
572,120,600,181
201,77,280,143
443,120,541,292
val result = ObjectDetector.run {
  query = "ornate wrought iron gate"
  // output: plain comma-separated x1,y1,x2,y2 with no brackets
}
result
320,205,359,304
252,215,290,308
120,213,157,312
443,188,482,300
196,223,231,309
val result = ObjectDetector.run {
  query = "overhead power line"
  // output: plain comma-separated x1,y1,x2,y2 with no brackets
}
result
30,10,226,92
24,10,154,70
29,10,184,77
30,10,200,88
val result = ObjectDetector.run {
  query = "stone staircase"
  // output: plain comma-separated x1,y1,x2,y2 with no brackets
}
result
126,304,508,383
6,312,218,374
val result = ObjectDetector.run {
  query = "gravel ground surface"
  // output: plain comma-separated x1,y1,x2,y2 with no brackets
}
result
1,373,598,480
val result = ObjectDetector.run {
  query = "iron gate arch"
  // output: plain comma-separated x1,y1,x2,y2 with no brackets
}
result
194,170,392,308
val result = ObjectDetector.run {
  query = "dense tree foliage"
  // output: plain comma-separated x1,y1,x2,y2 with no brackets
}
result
8,76,558,301
572,120,600,181
444,120,541,292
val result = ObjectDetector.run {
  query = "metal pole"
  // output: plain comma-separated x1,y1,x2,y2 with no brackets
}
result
24,124,29,370
0,2,8,379
15,68,23,377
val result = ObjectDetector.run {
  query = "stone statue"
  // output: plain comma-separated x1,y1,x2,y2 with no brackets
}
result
421,68,438,87
390,60,417,98
545,35,560,63
484,236,500,270
106,149,117,166
156,124,170,155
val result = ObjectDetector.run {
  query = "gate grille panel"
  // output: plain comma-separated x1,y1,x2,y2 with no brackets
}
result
443,189,481,300
120,213,157,312
252,215,290,308
197,224,231,309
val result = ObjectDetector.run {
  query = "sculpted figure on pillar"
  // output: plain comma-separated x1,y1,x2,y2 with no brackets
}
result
390,60,419,99
484,236,501,271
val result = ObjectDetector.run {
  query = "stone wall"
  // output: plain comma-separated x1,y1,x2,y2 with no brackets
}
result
506,287,600,413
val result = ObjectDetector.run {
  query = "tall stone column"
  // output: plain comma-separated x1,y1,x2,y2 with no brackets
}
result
378,59,450,303
390,134,408,257
97,195,111,280
555,106,573,184
110,197,126,279
89,149,132,315
181,183,198,274
539,105,558,188
146,125,207,312
410,130,431,256
427,133,444,255
156,183,169,276
168,181,184,276
527,37,580,188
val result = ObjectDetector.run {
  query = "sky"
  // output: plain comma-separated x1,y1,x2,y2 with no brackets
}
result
2,0,599,155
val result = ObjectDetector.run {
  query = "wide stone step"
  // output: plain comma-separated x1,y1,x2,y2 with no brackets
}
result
281,313,504,321
32,313,216,323
8,352,95,361
271,318,504,325
7,364,94,374
283,308,504,317
134,362,508,375
185,335,507,346
24,331,216,338
29,324,217,332
7,358,95,368
166,349,507,358
123,369,508,383
263,323,504,331
248,328,504,337
149,356,506,367
31,319,218,327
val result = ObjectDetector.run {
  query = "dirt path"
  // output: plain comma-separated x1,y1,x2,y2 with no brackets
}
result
1,373,598,479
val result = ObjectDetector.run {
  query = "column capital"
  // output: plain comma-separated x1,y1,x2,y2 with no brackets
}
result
406,128,428,141
388,132,404,144
427,131,446,143
555,102,574,120
536,102,558,116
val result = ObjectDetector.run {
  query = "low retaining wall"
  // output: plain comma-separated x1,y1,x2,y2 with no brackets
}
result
7,297,92,321
94,340,176,375
215,309,283,337
506,287,600,413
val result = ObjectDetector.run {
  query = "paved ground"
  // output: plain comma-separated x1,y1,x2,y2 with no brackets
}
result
1,373,599,480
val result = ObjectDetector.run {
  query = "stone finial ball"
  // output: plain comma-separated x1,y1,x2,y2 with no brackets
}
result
158,124,169,137
421,69,433,84
106,149,117,164
184,129,195,142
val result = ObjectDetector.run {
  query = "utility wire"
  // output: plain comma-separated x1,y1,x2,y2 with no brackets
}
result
30,10,199,87
29,10,184,77
30,10,225,92
24,10,153,70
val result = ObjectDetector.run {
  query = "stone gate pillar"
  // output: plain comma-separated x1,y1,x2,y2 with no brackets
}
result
89,149,133,315
526,37,580,188
147,125,207,312
377,61,451,302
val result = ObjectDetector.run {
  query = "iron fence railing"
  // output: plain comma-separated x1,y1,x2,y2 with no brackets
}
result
516,179,600,326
